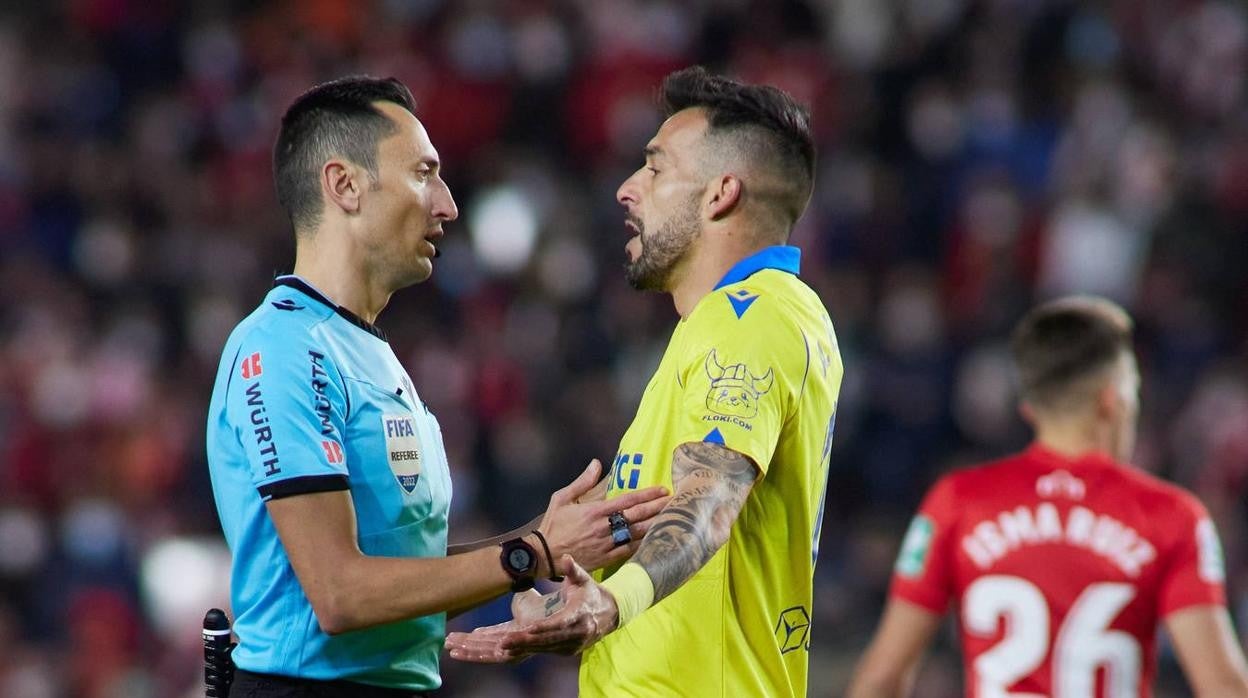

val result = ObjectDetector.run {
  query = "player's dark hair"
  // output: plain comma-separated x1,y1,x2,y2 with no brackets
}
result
660,66,816,232
273,76,417,232
1010,296,1134,409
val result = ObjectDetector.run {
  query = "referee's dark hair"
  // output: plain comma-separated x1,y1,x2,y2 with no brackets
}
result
660,66,816,234
273,76,417,233
1010,296,1134,411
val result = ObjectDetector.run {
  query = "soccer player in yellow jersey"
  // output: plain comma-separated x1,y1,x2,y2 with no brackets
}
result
446,66,843,697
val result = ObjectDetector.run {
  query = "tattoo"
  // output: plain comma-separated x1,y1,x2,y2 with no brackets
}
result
543,590,566,617
633,442,757,601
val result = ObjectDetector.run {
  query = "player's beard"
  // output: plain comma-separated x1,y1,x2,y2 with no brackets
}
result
625,194,700,291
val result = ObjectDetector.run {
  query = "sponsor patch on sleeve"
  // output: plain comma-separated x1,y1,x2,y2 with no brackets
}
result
896,514,935,578
240,352,262,379
1196,518,1226,584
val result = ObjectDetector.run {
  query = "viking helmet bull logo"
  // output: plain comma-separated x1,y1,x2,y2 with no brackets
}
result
704,350,774,419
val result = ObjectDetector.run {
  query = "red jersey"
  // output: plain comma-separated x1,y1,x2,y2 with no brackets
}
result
890,444,1227,698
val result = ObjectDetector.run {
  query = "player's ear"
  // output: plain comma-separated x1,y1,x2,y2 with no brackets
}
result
322,159,362,215
1018,401,1037,427
1094,379,1120,420
705,174,742,221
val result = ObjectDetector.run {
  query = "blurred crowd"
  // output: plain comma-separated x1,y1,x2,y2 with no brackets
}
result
1,0,1247,696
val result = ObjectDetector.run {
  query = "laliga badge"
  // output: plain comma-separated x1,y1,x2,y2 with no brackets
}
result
382,413,422,493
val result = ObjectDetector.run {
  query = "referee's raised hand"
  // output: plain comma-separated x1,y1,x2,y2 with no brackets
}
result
536,460,670,575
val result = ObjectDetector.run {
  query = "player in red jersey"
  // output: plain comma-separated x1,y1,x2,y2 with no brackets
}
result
847,296,1248,698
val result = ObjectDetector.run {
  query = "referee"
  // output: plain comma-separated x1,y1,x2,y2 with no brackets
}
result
205,76,668,697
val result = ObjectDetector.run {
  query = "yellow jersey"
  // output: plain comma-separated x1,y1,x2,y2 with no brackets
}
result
580,246,843,697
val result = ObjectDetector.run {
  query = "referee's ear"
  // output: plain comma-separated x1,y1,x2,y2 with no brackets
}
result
705,174,742,222
322,158,363,215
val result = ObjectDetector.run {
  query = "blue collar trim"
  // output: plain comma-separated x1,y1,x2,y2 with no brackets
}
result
712,246,802,290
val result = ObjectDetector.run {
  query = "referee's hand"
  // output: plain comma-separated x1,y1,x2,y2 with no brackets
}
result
537,460,670,575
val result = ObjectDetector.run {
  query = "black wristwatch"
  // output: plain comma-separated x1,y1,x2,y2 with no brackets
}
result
499,537,538,592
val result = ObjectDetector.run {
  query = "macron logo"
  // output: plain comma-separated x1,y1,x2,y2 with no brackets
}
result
1036,470,1086,500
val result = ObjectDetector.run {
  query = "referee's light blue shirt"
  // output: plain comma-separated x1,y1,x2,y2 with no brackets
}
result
206,276,451,691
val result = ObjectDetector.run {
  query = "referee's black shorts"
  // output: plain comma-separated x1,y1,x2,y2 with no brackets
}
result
232,669,432,697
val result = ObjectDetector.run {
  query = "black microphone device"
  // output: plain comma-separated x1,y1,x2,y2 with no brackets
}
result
203,608,236,698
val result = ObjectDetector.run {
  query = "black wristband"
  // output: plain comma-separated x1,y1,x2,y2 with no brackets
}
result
530,529,564,582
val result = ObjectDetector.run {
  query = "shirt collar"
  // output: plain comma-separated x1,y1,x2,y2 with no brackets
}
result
712,245,802,290
1025,442,1120,470
273,275,388,342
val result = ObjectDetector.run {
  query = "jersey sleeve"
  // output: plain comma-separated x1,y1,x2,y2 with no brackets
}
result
224,324,351,500
1158,495,1227,616
889,476,959,614
671,292,807,476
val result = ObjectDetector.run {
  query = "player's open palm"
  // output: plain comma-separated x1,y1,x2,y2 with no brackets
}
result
446,556,618,662
539,459,669,573
444,589,547,664
503,556,617,655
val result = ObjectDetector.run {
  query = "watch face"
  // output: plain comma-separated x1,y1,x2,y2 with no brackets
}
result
508,547,532,571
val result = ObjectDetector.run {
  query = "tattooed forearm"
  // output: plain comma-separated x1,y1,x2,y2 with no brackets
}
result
633,442,758,601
